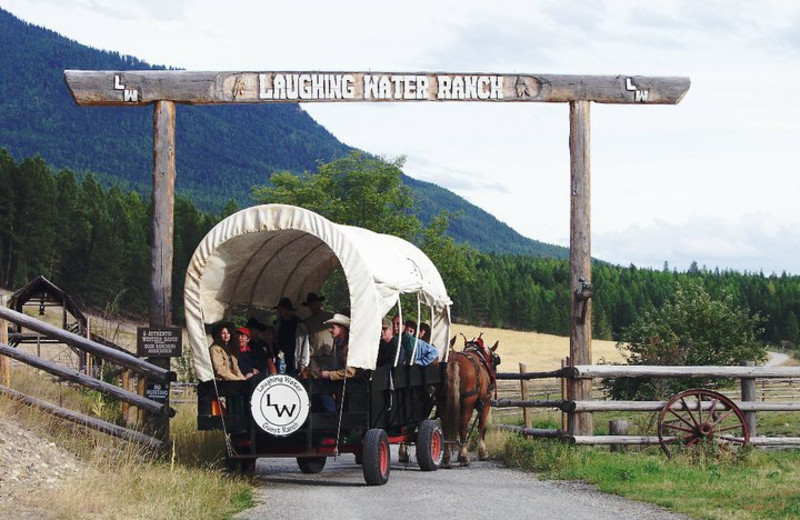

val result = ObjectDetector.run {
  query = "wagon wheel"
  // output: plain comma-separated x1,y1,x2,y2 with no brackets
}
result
657,388,750,458
416,419,443,471
362,429,390,486
297,457,327,474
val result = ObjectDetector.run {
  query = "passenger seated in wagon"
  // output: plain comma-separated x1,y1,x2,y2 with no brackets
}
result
209,322,246,381
233,326,266,380
273,297,310,376
399,320,439,366
317,313,363,380
376,318,397,367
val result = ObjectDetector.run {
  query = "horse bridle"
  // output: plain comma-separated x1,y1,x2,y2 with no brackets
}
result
464,340,501,376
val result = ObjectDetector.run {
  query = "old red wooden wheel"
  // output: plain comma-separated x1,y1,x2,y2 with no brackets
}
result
657,388,750,458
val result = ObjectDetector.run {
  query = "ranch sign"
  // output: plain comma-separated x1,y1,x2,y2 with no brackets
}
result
64,70,689,105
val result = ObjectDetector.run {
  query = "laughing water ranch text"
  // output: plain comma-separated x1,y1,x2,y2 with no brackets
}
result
257,73,504,100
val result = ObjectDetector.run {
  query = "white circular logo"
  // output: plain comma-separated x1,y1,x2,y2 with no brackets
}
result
250,375,310,436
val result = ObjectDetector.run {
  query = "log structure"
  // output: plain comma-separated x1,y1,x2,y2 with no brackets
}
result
65,71,690,106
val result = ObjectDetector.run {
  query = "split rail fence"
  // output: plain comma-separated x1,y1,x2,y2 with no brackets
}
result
0,303,175,448
492,360,800,447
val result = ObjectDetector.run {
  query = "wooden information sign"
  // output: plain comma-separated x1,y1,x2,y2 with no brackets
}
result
136,327,182,357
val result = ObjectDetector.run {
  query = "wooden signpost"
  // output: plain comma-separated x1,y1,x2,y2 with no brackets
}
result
65,70,690,438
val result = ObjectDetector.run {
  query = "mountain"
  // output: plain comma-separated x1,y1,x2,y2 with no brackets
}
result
0,7,566,258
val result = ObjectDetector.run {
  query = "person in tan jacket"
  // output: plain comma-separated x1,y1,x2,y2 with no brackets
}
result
318,313,359,381
209,323,246,381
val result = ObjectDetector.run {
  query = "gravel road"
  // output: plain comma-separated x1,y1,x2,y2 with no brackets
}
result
237,448,690,520
766,351,790,366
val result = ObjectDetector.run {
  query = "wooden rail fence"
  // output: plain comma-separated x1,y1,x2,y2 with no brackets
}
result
491,360,800,447
0,304,175,447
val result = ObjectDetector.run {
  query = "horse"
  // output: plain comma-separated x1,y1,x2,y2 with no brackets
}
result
440,334,500,468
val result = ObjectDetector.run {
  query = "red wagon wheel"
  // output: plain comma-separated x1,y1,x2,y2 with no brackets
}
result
657,388,750,458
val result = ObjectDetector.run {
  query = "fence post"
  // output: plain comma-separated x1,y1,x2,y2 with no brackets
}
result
85,317,92,376
0,295,9,386
519,363,531,429
741,360,757,437
561,357,569,431
121,369,131,427
137,375,146,426
609,419,629,452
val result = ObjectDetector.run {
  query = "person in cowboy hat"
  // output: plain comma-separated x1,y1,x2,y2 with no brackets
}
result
244,317,277,375
301,292,336,376
273,297,310,376
319,313,359,380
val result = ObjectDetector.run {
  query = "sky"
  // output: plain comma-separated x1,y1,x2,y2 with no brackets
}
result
2,0,799,275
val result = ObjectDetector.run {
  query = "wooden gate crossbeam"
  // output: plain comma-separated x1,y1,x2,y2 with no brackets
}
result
64,71,690,106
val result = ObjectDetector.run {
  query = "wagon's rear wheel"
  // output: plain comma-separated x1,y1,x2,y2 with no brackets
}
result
362,429,390,486
657,388,750,458
417,419,443,471
297,457,327,474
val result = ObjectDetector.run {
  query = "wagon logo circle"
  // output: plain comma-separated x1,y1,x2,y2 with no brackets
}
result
251,375,310,436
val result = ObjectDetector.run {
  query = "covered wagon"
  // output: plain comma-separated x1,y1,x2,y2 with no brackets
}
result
183,204,451,484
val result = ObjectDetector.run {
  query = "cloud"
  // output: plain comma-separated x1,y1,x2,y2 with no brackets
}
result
404,155,510,194
595,214,800,275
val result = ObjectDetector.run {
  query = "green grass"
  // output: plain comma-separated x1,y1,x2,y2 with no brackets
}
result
493,431,800,520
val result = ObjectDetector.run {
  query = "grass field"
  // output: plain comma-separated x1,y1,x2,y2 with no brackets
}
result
450,322,627,370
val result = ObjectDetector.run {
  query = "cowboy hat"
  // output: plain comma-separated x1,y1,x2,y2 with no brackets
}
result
273,297,296,311
301,292,326,306
324,313,351,328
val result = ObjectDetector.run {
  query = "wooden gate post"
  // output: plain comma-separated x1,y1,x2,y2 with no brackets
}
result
145,100,176,443
568,100,593,437
519,363,531,429
1,295,9,386
741,360,757,437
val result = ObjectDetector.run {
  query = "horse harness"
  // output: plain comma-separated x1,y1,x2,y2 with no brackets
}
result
450,341,497,449
456,343,496,402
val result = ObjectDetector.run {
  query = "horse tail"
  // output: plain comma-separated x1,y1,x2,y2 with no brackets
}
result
443,355,461,444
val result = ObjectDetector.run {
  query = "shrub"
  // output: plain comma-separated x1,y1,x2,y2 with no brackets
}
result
606,280,766,400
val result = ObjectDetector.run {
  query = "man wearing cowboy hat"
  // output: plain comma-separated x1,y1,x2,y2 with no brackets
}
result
301,292,337,376
319,313,359,380
273,297,310,376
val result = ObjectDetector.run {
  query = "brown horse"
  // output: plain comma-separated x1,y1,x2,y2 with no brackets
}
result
440,335,500,468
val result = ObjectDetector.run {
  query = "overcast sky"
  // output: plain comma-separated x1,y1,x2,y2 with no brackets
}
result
2,0,799,275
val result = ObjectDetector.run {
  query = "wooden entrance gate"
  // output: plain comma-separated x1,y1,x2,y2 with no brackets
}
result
64,70,690,436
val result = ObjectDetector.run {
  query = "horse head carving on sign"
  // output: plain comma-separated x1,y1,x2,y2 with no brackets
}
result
440,334,500,468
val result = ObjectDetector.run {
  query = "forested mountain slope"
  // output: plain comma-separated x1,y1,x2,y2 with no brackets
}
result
0,7,565,258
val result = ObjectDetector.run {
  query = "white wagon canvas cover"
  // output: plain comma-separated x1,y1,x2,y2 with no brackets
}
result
184,204,452,382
